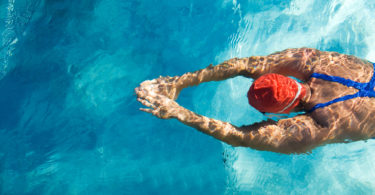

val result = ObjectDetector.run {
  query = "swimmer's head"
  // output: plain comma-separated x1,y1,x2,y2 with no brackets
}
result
247,73,306,114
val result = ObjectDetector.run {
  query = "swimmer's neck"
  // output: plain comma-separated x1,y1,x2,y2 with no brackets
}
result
301,83,311,103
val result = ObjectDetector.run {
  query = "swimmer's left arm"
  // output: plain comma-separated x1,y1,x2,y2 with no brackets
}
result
136,57,249,100
237,115,330,153
175,48,322,88
136,48,322,101
173,112,329,154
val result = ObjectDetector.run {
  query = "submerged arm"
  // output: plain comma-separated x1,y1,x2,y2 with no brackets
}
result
137,48,322,100
177,48,322,87
136,89,329,154
135,57,249,100
238,115,330,153
216,114,329,154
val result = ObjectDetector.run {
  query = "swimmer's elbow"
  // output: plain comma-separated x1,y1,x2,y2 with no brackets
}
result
222,117,327,154
240,132,319,154
273,139,317,154
217,133,318,154
246,140,316,154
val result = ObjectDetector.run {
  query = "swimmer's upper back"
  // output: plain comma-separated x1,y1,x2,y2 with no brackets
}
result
306,52,375,139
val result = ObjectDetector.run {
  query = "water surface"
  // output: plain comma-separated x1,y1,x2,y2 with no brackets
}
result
1,0,375,194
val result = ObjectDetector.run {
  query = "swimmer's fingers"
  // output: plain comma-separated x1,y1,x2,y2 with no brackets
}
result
142,95,158,103
139,108,155,114
137,96,164,117
137,97,163,117
134,87,143,97
135,86,151,100
137,98,156,109
138,97,158,116
139,95,179,119
137,76,181,99
140,106,170,119
138,79,161,91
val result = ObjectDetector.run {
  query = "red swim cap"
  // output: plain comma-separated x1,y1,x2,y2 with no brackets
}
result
247,73,306,114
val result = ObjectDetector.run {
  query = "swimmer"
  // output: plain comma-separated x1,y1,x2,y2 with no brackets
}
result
135,48,375,154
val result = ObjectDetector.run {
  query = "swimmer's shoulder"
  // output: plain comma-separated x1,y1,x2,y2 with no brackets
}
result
310,51,372,81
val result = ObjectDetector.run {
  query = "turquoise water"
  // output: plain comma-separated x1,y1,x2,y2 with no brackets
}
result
1,0,375,194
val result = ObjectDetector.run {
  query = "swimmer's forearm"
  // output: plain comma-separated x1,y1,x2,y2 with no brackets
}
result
176,112,297,153
176,107,326,153
175,107,294,153
176,58,249,89
174,107,250,146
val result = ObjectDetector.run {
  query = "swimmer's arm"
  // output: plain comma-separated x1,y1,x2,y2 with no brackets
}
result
235,115,329,153
136,57,249,100
136,89,329,153
176,57,249,89
178,112,329,154
136,48,322,100
177,48,322,89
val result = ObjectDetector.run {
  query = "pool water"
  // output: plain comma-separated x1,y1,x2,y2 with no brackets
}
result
1,0,375,194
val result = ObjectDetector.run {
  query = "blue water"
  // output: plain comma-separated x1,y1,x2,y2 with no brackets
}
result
2,0,375,194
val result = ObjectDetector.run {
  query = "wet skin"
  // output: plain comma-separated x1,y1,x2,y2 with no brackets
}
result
135,48,375,154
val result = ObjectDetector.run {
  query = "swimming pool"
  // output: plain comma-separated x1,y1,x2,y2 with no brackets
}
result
1,0,375,194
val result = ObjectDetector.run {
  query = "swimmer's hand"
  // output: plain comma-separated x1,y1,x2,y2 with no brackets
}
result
136,76,182,100
136,90,181,119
